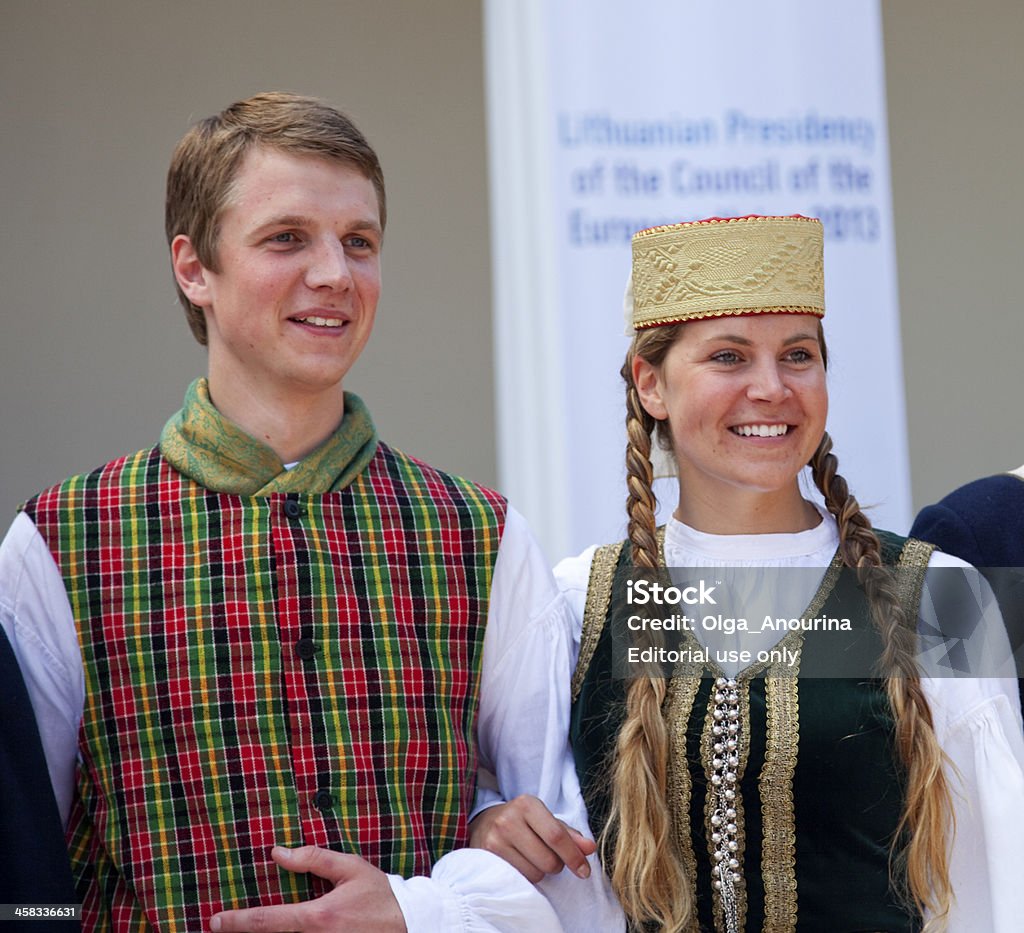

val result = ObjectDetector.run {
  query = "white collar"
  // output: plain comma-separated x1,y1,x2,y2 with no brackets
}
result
664,502,838,563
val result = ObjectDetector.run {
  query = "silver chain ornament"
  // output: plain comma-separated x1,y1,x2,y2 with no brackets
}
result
710,676,741,933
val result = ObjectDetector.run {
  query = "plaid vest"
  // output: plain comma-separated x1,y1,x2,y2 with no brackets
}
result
25,442,506,932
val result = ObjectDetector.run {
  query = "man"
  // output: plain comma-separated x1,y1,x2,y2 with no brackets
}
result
911,465,1024,710
0,93,619,932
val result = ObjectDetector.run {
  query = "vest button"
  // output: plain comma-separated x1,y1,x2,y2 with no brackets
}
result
283,498,303,520
295,638,318,661
313,789,333,811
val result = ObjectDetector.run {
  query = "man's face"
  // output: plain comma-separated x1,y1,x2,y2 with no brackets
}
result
174,147,382,410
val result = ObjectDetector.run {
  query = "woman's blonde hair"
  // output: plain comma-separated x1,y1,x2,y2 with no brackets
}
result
603,321,952,931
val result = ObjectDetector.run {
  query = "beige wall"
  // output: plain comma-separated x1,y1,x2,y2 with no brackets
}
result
0,0,495,522
2,1,1022,524
883,0,1024,507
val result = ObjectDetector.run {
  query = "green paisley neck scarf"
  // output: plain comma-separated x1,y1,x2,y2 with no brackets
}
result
160,378,378,495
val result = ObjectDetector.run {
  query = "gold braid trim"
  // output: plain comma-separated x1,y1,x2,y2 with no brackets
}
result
572,541,624,702
572,527,672,700
759,551,843,932
761,659,801,931
665,666,704,932
895,537,936,613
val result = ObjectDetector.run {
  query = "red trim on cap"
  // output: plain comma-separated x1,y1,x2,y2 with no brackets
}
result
634,214,818,237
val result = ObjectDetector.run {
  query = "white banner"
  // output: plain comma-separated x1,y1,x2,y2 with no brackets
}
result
487,0,909,562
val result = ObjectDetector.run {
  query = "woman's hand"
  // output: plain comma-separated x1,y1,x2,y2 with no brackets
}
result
469,795,596,883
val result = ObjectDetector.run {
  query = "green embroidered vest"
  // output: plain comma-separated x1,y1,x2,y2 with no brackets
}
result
570,531,934,933
25,442,506,932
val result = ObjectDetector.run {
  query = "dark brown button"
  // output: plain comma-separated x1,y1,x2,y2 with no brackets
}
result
295,638,317,661
313,789,333,811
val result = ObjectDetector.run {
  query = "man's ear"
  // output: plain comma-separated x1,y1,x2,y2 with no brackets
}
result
632,354,668,421
171,235,212,309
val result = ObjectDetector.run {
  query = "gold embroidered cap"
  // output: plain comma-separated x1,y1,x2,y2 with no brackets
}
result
630,215,825,330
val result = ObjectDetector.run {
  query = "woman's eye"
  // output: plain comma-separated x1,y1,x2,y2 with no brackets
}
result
786,348,814,363
711,350,741,364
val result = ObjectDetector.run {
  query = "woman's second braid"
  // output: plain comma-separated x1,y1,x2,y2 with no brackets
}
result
810,433,952,929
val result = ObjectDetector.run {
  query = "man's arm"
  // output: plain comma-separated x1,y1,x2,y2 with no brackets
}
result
211,844,564,933
0,511,83,824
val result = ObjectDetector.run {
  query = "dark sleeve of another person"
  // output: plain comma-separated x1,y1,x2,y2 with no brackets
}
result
0,626,80,930
911,474,1024,719
911,474,1024,569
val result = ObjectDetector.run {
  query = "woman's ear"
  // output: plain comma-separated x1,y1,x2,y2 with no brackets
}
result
632,354,668,421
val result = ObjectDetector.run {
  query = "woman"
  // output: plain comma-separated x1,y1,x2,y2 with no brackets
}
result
473,215,1024,932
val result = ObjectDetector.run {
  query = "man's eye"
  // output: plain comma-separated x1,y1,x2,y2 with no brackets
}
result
269,232,297,244
346,236,372,249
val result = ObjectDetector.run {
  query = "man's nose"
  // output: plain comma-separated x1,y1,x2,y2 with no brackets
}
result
306,239,353,290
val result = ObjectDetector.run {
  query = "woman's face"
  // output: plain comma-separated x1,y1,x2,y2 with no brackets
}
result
633,314,827,507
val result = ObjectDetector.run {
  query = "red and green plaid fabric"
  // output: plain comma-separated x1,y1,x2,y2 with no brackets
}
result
25,442,506,932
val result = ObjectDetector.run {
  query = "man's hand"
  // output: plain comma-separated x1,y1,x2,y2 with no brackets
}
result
469,795,596,883
210,846,406,932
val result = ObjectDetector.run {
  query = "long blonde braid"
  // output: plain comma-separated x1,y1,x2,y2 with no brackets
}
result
601,328,692,931
809,432,953,929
